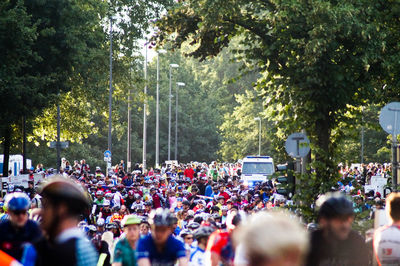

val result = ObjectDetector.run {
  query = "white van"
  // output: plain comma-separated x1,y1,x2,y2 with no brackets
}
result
241,156,275,186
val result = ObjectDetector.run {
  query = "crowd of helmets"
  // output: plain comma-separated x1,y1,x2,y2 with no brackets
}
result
51,159,286,229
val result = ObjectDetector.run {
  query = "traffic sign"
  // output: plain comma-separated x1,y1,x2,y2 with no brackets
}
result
379,102,400,136
104,157,111,162
104,150,112,157
285,132,310,158
50,141,69,149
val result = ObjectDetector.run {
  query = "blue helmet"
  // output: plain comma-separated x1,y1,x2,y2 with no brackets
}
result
5,192,31,211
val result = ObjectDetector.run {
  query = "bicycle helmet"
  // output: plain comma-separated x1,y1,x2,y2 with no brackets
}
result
149,208,176,226
39,177,90,215
121,215,141,227
96,190,104,196
106,223,117,230
317,193,354,220
97,218,105,227
88,225,97,232
194,226,215,240
187,222,201,230
179,229,193,238
4,192,30,212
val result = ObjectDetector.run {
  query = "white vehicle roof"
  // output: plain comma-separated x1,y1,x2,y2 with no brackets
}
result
242,156,273,163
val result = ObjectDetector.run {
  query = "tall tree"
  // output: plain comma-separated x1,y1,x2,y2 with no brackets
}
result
155,0,397,191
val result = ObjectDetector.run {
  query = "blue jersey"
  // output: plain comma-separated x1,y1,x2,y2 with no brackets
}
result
0,219,42,262
137,234,186,266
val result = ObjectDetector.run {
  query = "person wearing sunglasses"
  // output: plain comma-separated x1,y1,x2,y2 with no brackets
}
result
0,192,42,263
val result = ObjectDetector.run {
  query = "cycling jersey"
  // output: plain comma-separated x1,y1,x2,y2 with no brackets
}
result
206,231,234,265
374,225,400,266
113,237,137,266
190,246,205,266
34,227,98,266
137,235,186,266
0,220,42,262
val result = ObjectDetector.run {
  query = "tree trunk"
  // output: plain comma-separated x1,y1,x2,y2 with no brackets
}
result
2,125,11,177
314,117,334,185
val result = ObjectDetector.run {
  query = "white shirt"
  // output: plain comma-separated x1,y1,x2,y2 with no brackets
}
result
374,224,400,266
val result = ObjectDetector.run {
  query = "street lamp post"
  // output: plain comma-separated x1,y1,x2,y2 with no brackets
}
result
175,82,185,160
107,15,114,174
143,43,148,171
168,63,179,161
254,117,261,156
156,49,166,168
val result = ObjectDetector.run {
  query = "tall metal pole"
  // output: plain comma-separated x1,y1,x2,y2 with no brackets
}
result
168,64,179,161
22,116,27,174
143,44,148,171
56,102,61,173
168,66,172,161
127,89,131,172
175,83,178,160
156,53,160,168
361,106,364,165
258,118,261,156
108,16,113,173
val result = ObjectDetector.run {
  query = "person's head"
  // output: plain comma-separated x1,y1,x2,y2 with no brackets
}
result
221,206,228,216
5,192,30,228
96,190,104,200
39,177,90,240
121,215,141,242
119,205,127,215
97,218,105,231
140,221,150,236
180,229,194,245
218,196,225,204
176,197,183,208
103,200,110,209
317,193,354,240
234,211,308,266
194,226,215,247
182,200,190,211
149,208,175,245
386,192,400,223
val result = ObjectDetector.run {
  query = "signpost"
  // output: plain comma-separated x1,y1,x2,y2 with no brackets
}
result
49,141,69,149
285,132,310,174
379,102,400,191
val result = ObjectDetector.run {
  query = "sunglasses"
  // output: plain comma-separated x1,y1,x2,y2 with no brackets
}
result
11,210,28,216
185,237,193,240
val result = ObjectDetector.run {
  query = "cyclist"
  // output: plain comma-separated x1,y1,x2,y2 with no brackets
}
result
206,211,242,266
190,227,215,266
113,215,141,266
137,208,187,266
34,177,98,266
306,193,368,266
374,192,400,265
0,192,42,263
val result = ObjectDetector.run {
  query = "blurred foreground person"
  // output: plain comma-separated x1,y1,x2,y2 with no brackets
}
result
35,177,98,266
206,211,242,266
0,193,42,263
234,211,308,266
306,193,368,266
374,192,400,265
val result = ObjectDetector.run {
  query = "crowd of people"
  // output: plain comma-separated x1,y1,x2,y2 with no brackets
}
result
0,158,399,265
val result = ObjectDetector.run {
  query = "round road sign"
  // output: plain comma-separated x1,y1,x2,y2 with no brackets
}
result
285,132,310,158
379,102,400,136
